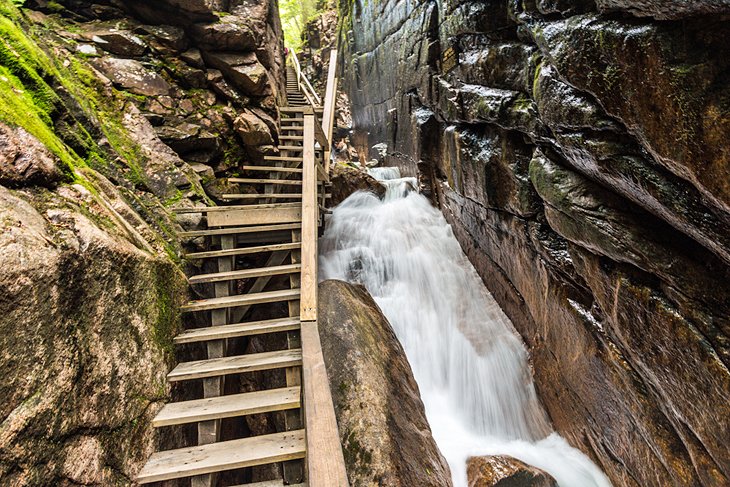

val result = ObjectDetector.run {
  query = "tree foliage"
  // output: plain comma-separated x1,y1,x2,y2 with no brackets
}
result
279,0,323,51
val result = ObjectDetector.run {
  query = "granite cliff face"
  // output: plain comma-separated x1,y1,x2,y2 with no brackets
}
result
0,0,286,483
338,0,730,486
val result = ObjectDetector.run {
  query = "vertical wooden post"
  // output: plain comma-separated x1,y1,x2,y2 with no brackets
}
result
321,50,338,175
300,111,318,322
192,235,233,487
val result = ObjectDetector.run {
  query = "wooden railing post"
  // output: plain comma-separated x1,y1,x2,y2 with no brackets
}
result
300,111,318,321
321,50,338,174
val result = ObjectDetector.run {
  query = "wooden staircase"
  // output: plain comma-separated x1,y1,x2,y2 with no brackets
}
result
137,50,346,487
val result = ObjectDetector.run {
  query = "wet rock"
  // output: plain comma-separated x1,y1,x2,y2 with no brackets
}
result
467,456,557,487
233,110,274,147
595,0,730,19
329,163,386,206
0,124,63,188
318,280,452,487
92,57,170,96
202,51,270,96
156,122,221,158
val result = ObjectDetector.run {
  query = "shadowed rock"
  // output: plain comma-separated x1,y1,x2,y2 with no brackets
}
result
0,124,63,188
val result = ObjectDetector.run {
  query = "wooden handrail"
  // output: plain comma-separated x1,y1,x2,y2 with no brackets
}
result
300,111,348,486
290,50,322,107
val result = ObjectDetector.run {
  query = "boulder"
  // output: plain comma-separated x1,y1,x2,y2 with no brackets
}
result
467,456,557,487
0,124,63,188
155,122,221,157
202,51,270,96
181,48,205,68
233,110,274,147
135,24,188,52
318,280,452,487
329,163,386,206
191,15,261,51
91,32,146,57
92,57,171,96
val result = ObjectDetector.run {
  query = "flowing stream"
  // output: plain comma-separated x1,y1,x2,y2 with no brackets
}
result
319,167,611,487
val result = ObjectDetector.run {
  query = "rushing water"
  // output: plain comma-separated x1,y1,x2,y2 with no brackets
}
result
319,167,611,487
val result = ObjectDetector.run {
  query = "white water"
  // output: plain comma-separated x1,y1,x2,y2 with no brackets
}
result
319,167,611,487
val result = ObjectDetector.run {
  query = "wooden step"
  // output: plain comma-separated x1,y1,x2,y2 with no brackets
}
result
182,288,301,312
167,349,303,381
228,178,303,186
281,107,324,113
180,222,300,238
136,429,305,483
152,387,301,427
275,145,304,151
186,241,301,259
243,165,303,173
189,263,301,284
221,193,302,200
175,202,300,214
280,125,304,131
174,317,301,344
207,205,302,227
279,135,303,141
263,156,304,162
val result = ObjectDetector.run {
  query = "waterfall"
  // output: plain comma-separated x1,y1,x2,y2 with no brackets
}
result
319,168,612,487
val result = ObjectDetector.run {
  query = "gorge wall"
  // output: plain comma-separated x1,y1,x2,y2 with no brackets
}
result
337,0,730,486
0,0,286,483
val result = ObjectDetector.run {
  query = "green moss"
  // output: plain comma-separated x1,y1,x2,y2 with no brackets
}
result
149,262,183,360
46,1,64,12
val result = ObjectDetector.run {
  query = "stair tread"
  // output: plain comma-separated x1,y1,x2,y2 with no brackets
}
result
263,156,304,162
136,429,305,483
186,241,301,259
168,348,303,381
221,193,302,200
174,316,301,344
276,145,304,151
243,165,303,173
180,223,300,238
153,386,301,427
182,288,301,312
228,178,303,186
175,202,300,214
189,264,301,284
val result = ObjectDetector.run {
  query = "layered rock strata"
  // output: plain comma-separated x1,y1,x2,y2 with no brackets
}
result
338,0,730,485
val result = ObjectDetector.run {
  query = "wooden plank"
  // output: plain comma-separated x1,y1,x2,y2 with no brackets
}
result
276,145,304,151
152,387,301,427
207,206,302,227
174,202,300,214
243,165,303,173
189,264,302,284
174,317,301,344
186,242,300,259
322,49,338,140
228,178,303,186
300,114,318,322
280,135,304,141
263,156,304,162
180,223,300,238
136,430,306,483
301,320,349,486
221,194,302,200
281,106,324,113
280,125,304,131
167,349,303,382
182,288,301,312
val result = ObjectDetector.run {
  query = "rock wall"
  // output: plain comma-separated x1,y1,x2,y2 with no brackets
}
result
0,0,286,483
337,1,730,486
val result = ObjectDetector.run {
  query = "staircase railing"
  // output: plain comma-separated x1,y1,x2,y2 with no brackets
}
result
290,49,322,107
298,49,348,486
